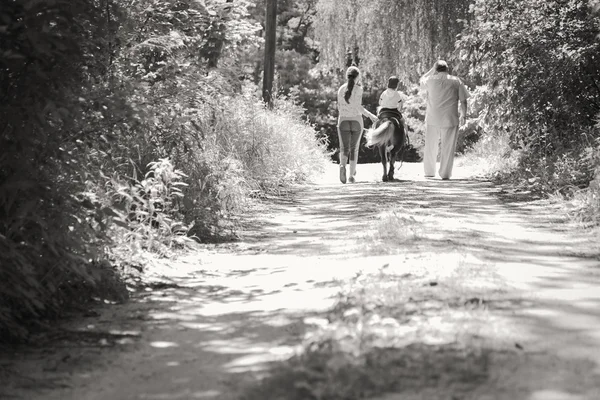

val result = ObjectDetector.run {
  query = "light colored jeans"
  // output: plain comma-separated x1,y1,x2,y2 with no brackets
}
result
423,125,459,179
338,120,362,177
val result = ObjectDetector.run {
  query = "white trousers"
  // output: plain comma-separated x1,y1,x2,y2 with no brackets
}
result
423,125,459,179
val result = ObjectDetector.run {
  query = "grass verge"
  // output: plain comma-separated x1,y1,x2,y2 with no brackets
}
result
242,252,521,400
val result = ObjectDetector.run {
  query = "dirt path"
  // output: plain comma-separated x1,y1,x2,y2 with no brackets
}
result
2,162,600,400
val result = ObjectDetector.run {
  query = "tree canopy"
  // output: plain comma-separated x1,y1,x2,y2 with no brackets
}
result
314,0,470,84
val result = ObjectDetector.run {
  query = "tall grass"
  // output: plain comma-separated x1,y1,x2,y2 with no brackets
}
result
562,137,600,226
216,89,331,192
100,90,331,254
458,130,520,178
461,125,600,234
564,186,600,227
166,87,330,240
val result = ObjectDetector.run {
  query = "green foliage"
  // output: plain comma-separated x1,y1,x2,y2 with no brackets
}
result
456,0,600,197
459,129,520,178
400,87,427,157
97,0,260,243
108,0,327,238
314,0,471,84
105,158,192,257
258,0,472,161
214,88,331,192
0,0,328,340
163,85,330,240
0,0,128,341
565,142,600,225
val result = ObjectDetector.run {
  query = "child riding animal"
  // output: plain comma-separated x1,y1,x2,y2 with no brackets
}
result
366,76,408,182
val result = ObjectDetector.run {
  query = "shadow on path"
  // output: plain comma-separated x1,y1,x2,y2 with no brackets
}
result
1,162,599,400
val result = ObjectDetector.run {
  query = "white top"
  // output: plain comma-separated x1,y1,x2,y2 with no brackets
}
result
421,72,469,127
337,83,366,120
379,88,403,110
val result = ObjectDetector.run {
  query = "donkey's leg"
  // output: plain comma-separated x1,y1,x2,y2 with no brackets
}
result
380,145,388,182
388,148,396,181
388,125,406,181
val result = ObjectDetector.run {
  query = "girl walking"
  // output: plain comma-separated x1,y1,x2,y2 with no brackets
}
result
336,66,377,183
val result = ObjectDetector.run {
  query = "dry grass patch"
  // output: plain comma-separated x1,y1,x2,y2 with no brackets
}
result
242,255,522,400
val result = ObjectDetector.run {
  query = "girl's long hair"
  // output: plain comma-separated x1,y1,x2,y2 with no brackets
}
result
344,66,360,103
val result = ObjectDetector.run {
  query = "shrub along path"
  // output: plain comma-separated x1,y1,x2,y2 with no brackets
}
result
1,161,600,400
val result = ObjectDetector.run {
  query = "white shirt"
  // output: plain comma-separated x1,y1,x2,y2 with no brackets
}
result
337,83,365,120
379,88,403,110
421,73,469,127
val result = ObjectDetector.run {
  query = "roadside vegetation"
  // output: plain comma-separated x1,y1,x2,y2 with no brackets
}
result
456,0,600,228
0,0,329,342
1,0,598,384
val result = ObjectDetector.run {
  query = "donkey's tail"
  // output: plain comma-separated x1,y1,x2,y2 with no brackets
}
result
365,121,393,148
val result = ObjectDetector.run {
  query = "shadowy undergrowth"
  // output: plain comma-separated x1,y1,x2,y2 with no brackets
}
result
0,0,328,342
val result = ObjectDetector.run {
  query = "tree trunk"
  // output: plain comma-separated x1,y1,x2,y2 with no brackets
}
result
262,0,277,108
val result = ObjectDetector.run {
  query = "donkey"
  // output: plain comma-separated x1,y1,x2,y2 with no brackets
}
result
365,110,407,182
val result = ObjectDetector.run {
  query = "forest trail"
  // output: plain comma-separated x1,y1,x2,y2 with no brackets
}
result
2,162,600,400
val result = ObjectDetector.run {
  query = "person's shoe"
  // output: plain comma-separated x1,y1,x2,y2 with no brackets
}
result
340,165,347,184
349,176,355,183
441,177,450,180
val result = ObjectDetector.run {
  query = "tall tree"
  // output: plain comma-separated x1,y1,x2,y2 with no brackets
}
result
263,0,277,106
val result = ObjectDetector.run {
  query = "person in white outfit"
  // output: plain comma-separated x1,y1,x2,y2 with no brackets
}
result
377,75,405,135
378,76,404,114
337,66,378,183
420,60,469,180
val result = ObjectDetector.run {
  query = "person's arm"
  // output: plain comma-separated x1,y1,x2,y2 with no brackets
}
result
459,100,467,126
420,64,436,86
361,106,377,122
396,91,404,112
354,86,377,122
419,70,433,99
458,80,469,126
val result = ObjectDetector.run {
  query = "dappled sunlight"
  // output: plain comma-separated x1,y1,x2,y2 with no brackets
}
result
150,341,179,348
528,390,587,400
60,160,595,399
7,162,599,400
236,163,592,264
221,345,297,373
221,162,600,399
138,389,222,399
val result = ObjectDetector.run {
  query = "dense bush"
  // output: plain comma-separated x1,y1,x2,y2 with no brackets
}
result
164,87,330,240
0,0,128,340
0,0,329,341
456,0,600,197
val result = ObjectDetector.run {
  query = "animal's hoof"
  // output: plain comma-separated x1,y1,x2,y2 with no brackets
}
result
382,175,389,182
388,175,394,181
